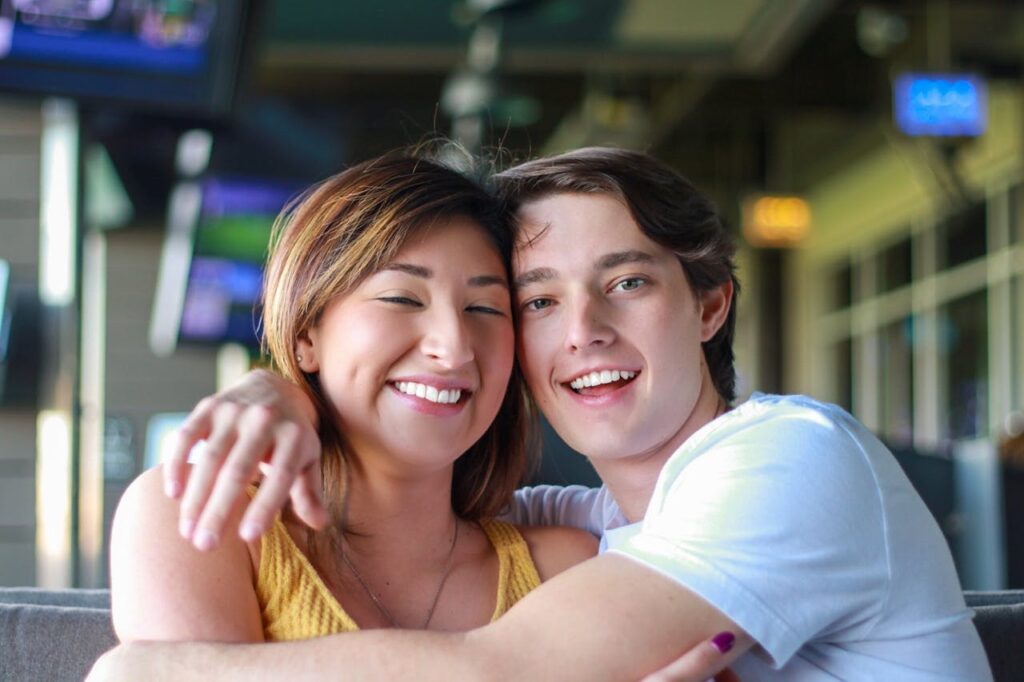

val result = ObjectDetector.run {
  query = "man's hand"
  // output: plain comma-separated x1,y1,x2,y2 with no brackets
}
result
164,369,327,551
641,631,748,682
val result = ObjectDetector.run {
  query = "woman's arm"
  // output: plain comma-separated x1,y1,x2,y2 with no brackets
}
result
111,465,264,642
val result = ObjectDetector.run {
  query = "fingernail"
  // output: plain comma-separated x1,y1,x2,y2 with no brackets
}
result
711,631,735,653
239,522,261,542
165,480,182,498
179,518,195,540
193,528,218,552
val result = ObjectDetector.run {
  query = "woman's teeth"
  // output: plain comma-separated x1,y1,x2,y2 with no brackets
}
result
395,381,462,404
569,370,637,391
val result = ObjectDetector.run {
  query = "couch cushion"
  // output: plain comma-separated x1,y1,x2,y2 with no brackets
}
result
0,587,110,609
0,603,116,682
966,592,1024,682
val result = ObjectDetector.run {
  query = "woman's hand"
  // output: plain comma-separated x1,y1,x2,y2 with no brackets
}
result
640,631,748,682
164,369,328,551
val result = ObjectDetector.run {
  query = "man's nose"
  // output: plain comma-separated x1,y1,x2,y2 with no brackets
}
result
564,295,615,352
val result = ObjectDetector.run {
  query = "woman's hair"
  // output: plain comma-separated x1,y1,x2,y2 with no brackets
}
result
261,152,533,525
495,147,741,403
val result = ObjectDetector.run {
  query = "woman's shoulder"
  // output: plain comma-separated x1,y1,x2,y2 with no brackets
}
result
514,523,598,582
111,465,264,641
115,465,181,529
117,464,250,536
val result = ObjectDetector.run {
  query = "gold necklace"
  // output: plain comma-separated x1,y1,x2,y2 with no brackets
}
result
339,519,459,629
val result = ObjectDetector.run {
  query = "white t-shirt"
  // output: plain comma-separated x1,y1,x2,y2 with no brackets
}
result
509,393,991,681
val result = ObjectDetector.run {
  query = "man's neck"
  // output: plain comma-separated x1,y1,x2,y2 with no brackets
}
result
591,374,725,523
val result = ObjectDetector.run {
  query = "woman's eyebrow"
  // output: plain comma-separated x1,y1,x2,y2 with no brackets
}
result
382,262,431,278
469,275,508,288
381,263,506,288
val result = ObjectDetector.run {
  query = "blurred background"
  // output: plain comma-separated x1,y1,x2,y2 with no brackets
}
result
0,0,1022,592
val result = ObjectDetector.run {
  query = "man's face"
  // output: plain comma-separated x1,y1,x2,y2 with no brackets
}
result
512,192,728,463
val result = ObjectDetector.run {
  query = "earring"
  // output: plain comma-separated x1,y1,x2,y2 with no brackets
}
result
297,355,303,363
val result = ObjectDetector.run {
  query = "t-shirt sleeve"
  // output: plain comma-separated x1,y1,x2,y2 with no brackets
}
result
502,484,605,535
608,409,891,668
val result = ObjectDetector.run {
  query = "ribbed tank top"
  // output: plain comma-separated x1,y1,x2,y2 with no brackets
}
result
255,515,542,641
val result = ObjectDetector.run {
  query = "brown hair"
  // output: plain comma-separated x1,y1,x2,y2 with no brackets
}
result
496,147,741,402
261,152,532,525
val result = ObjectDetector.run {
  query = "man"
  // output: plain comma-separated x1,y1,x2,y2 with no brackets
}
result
94,148,990,680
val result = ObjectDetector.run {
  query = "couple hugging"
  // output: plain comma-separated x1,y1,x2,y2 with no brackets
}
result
90,147,990,681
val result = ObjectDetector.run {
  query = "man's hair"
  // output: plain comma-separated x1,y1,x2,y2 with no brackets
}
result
496,146,741,402
261,151,533,526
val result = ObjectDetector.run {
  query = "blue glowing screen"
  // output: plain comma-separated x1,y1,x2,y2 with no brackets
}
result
894,73,987,137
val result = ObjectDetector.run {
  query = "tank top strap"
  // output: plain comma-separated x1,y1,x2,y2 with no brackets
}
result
479,518,542,619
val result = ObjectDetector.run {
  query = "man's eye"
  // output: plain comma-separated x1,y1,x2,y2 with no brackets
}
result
523,298,554,312
612,277,646,292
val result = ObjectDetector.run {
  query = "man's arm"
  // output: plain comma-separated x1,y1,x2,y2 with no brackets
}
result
90,553,750,682
164,369,327,550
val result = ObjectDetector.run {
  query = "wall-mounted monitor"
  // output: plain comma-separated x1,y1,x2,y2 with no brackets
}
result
149,175,304,356
893,73,987,138
0,0,259,116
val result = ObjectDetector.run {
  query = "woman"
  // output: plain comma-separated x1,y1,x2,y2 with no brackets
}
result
110,153,596,642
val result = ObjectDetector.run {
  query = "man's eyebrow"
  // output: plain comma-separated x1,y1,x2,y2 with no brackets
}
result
513,267,557,289
381,262,431,278
596,250,656,270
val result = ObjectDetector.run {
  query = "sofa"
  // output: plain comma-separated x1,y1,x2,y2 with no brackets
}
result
1,587,1022,681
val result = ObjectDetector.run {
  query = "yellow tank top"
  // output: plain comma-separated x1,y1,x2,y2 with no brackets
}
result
255,516,542,641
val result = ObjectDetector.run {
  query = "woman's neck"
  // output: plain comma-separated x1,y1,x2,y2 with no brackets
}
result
338,452,459,562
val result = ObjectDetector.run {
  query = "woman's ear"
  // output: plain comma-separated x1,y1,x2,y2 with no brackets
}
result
698,280,733,342
295,329,320,373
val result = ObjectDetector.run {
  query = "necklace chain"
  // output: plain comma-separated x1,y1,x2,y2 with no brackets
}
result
339,519,459,630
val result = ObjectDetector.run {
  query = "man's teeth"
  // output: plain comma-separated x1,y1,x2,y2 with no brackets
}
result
395,382,462,404
569,370,637,390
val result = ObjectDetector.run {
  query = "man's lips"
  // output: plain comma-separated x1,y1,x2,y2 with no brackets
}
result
562,368,640,395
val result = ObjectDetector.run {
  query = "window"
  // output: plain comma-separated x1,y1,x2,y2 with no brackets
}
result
940,290,988,440
938,203,987,269
829,262,853,311
879,237,913,293
833,338,853,413
1014,276,1024,413
1010,184,1023,244
880,317,914,446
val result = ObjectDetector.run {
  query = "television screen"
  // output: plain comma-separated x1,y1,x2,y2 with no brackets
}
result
149,175,304,356
893,73,987,137
0,0,257,115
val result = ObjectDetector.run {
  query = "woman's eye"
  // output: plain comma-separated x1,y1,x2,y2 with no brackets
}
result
523,298,554,312
612,277,646,293
467,305,505,316
379,296,421,307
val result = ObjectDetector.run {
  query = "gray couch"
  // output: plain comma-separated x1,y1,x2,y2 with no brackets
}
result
1,588,1021,681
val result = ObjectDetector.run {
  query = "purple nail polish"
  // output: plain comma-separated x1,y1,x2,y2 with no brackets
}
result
179,518,195,540
711,631,735,653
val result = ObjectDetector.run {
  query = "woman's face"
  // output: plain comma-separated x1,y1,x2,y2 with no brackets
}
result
298,216,514,474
